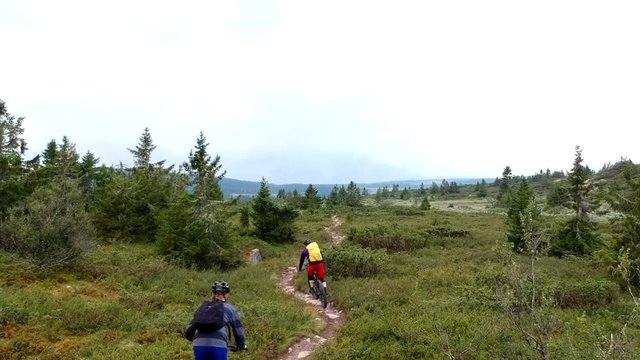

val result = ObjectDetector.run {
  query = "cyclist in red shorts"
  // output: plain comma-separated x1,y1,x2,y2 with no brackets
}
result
298,239,328,295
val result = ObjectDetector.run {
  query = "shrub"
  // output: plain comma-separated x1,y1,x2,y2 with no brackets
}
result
347,224,427,251
347,223,472,252
552,278,618,308
0,179,95,268
324,244,388,279
419,197,431,210
426,227,470,238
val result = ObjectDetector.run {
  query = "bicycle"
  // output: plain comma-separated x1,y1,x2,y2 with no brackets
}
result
302,263,328,308
311,271,328,308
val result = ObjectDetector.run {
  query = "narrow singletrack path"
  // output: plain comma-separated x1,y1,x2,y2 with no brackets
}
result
275,215,345,359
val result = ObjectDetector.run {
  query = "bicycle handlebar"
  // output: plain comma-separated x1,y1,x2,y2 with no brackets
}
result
229,345,248,352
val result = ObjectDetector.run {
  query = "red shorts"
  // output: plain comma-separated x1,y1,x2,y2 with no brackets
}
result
307,262,325,281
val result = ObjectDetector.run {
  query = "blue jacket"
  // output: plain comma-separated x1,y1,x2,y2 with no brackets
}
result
185,301,246,349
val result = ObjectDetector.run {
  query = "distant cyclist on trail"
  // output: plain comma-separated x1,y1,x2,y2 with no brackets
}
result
298,239,328,295
185,280,247,360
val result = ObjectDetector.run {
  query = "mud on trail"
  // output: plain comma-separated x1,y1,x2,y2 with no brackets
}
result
275,215,345,360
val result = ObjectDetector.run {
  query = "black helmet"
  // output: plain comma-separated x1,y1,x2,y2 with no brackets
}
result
212,280,230,294
303,239,311,246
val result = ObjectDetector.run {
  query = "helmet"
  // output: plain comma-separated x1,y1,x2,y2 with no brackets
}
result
303,239,311,246
212,280,230,294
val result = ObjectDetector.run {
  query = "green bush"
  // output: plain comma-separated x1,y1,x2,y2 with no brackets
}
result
552,278,618,308
0,180,95,268
347,223,471,251
426,226,470,238
324,244,388,279
55,300,133,333
347,223,427,251
0,301,30,326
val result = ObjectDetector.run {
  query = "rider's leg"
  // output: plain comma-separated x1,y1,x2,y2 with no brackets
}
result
307,263,316,291
317,263,327,294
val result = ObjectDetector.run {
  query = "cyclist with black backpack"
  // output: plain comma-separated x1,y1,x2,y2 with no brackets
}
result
185,280,247,360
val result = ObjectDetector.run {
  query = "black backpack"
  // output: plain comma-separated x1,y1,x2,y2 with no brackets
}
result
193,300,226,332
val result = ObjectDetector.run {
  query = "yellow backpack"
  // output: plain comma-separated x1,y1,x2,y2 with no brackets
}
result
306,242,323,262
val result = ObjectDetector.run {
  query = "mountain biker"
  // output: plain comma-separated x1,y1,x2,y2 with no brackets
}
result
298,239,328,295
185,280,247,360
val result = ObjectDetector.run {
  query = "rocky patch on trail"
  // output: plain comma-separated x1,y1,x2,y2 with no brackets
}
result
325,215,345,245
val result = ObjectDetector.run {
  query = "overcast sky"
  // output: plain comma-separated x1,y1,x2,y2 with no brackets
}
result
1,1,639,184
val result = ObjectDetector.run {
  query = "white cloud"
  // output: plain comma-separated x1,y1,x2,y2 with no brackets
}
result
2,0,639,183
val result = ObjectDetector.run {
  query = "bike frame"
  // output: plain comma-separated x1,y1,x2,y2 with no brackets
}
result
307,265,328,308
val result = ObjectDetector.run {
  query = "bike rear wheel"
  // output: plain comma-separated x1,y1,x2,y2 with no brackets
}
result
314,274,328,308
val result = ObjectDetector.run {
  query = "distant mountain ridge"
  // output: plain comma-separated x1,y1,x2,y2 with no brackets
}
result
220,177,495,199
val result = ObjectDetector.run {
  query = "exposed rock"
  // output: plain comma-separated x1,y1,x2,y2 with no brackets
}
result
248,248,262,264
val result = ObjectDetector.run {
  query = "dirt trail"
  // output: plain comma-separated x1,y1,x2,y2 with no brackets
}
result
275,215,345,359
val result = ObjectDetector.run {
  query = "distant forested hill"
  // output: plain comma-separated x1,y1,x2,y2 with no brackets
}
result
220,177,494,199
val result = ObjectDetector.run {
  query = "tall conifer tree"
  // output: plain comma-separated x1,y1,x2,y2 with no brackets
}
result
551,146,599,255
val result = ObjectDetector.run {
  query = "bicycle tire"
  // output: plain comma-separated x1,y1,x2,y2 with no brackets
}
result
314,274,328,308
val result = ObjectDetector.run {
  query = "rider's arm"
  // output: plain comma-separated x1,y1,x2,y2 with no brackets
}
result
226,304,247,350
184,320,196,341
298,248,309,271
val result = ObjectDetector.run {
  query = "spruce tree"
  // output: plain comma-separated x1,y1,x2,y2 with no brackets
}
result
182,132,225,211
0,99,27,217
288,189,303,209
477,179,488,198
127,127,165,168
326,186,339,207
496,165,513,205
338,186,348,204
345,181,362,207
375,188,382,203
78,151,100,201
440,179,449,196
156,190,239,270
302,184,322,209
382,186,390,199
419,196,431,210
251,178,298,243
606,165,640,284
153,131,232,268
400,188,410,200
42,139,58,166
506,179,538,252
550,146,599,256
93,128,174,242
56,136,80,178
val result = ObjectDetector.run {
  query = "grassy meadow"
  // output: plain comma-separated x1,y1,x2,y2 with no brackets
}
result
2,204,639,359
315,208,638,359
0,240,319,359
